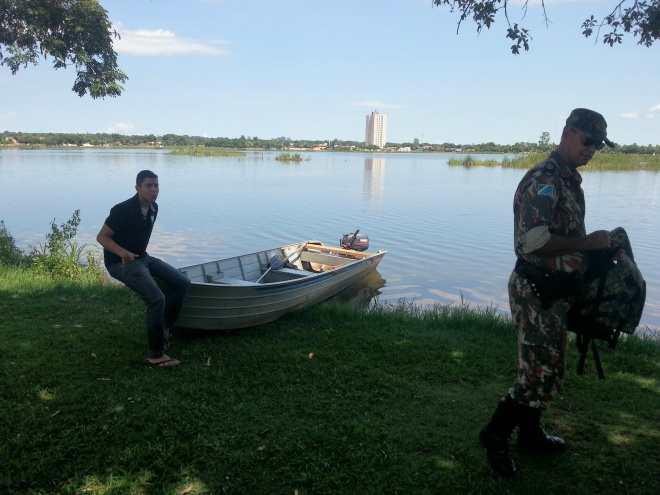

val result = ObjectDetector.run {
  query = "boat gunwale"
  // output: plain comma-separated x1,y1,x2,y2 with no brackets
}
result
178,240,387,288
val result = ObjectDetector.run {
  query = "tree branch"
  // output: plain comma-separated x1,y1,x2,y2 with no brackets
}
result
432,0,658,52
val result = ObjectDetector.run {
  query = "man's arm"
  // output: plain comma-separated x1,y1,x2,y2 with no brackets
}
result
96,224,138,264
534,230,611,255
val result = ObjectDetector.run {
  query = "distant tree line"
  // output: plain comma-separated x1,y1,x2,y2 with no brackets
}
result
1,131,658,155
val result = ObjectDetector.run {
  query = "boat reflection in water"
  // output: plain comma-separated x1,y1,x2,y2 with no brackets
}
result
328,270,386,310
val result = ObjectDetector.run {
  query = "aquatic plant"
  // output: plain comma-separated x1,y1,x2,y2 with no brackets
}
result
275,152,303,162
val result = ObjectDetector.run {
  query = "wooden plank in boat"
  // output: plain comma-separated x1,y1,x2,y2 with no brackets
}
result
300,251,354,265
303,245,373,258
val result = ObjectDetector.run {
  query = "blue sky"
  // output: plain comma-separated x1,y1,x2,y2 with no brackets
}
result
1,0,659,145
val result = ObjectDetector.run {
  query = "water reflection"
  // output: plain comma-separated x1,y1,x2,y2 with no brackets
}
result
329,270,386,310
364,158,385,210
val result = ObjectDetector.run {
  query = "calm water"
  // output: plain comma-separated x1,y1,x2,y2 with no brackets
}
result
1,148,658,330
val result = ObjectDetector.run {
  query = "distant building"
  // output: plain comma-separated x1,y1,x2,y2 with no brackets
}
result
365,110,387,149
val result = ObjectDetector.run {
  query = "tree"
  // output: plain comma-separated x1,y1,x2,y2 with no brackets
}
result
539,131,550,145
0,0,127,98
432,0,660,54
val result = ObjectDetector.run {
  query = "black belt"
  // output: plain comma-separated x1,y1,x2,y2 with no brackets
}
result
514,258,581,309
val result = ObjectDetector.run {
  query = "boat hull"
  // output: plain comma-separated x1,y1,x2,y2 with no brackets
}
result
175,241,386,330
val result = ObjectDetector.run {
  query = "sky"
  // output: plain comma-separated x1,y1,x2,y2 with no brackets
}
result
1,0,659,146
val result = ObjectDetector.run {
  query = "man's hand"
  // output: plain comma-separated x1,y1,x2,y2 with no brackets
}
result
121,250,139,264
97,224,138,263
583,230,612,251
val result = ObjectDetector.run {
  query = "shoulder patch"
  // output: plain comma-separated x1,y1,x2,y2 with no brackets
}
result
537,184,555,196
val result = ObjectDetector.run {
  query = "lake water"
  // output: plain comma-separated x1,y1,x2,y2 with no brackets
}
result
1,148,658,331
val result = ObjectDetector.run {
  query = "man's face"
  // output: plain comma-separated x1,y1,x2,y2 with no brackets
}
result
136,178,159,203
563,127,599,169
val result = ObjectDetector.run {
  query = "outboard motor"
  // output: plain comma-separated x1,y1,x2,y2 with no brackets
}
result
340,229,369,252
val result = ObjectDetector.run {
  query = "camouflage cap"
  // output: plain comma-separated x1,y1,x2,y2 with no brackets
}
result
566,108,614,148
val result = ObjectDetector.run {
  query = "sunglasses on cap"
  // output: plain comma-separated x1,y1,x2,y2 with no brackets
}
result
570,126,605,150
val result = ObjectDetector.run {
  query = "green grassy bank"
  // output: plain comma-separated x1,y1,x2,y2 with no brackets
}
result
1,268,659,495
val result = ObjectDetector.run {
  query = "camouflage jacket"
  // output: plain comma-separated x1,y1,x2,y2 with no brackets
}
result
513,151,587,274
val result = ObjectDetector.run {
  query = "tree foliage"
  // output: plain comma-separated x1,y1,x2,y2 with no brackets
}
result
432,0,660,54
0,0,127,98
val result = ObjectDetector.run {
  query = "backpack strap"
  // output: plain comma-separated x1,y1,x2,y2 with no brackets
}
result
567,305,616,380
568,252,619,379
576,333,605,379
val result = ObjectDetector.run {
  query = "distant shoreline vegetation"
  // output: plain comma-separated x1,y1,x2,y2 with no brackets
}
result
169,147,245,157
448,153,660,171
1,131,659,155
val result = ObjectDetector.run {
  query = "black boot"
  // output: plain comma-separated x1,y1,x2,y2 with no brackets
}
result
516,406,566,454
479,395,523,477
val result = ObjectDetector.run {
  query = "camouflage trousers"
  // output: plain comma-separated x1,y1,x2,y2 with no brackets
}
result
507,270,573,410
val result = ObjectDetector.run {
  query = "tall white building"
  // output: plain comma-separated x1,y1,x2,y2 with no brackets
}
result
365,111,387,149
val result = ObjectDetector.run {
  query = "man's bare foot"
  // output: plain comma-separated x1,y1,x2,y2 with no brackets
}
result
145,355,180,367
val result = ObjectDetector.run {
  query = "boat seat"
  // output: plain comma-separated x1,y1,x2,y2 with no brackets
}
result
206,274,254,285
273,267,312,278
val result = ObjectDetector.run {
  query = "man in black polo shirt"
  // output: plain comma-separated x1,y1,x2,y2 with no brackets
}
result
97,170,191,367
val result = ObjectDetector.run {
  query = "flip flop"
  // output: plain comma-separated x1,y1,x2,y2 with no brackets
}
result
145,358,180,367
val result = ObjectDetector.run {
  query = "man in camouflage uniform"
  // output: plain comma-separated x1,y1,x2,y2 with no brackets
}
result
479,108,616,476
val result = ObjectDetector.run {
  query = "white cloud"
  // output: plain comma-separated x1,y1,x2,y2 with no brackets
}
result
621,112,639,119
650,103,660,112
112,22,231,57
352,101,406,109
106,122,135,134
0,111,18,121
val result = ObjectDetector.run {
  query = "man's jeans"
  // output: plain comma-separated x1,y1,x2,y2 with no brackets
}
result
108,256,191,359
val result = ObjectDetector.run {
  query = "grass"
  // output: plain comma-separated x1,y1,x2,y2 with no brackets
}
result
169,148,246,157
448,153,660,171
275,152,303,162
1,267,659,495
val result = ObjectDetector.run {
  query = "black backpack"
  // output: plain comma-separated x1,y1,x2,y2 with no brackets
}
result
567,229,646,378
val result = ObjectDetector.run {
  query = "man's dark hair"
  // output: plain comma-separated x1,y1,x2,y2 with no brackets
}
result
136,170,158,186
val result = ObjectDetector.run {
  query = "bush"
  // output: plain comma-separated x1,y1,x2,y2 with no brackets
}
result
30,240,104,282
28,210,105,282
0,220,26,267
